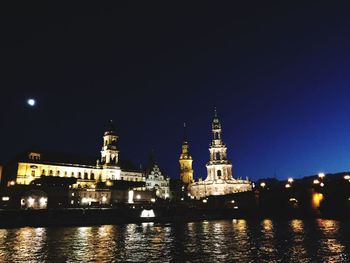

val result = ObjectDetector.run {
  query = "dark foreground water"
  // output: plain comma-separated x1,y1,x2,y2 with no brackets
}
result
0,219,349,262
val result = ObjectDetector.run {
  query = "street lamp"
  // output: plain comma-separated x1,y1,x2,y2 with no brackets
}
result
318,173,325,179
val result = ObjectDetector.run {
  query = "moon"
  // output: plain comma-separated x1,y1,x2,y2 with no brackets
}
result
27,98,36,107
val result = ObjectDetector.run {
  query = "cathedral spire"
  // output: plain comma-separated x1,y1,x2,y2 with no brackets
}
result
179,123,193,184
183,122,188,143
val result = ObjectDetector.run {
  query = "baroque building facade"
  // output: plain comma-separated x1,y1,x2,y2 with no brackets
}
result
13,121,145,188
187,110,252,199
145,159,170,199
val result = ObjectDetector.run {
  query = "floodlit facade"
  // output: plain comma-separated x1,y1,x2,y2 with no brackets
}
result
69,189,111,206
188,110,252,199
13,121,145,188
179,123,194,184
145,162,170,199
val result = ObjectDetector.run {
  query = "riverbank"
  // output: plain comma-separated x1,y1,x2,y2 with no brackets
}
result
0,205,347,229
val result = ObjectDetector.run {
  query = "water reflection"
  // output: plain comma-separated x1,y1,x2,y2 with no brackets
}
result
231,219,255,262
258,219,278,262
288,219,309,263
0,219,349,262
317,219,348,262
0,227,47,262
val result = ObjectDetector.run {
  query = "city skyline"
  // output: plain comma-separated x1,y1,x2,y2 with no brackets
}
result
1,2,350,181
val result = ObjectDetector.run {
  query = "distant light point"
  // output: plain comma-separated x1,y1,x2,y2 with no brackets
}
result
27,98,36,107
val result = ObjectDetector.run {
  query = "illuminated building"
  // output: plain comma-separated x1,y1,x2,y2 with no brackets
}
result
145,157,170,199
69,188,111,206
21,190,48,210
12,120,145,188
188,109,252,199
179,123,194,184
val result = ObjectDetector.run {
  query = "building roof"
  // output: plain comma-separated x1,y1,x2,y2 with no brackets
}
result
15,151,99,167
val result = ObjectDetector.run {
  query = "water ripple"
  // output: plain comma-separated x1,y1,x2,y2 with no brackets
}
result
0,219,349,262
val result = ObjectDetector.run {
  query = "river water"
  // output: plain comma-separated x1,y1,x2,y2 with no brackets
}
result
0,219,349,262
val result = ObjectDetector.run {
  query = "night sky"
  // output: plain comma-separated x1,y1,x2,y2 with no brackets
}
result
1,2,350,181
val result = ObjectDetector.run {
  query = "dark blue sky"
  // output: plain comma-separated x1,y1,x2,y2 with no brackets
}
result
1,2,349,181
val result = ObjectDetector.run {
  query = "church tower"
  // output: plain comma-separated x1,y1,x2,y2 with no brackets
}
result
100,120,119,167
179,123,194,184
205,108,233,181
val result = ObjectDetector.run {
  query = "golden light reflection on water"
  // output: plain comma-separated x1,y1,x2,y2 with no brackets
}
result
288,219,309,262
0,227,47,262
290,219,304,233
317,219,347,263
231,219,255,262
259,219,278,260
0,220,349,262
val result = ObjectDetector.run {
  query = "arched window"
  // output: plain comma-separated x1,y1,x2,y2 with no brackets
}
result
217,170,222,177
84,172,88,180
216,152,220,160
78,172,82,179
91,173,95,180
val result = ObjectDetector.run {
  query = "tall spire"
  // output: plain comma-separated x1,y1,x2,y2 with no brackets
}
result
179,122,193,184
212,107,221,131
183,122,188,143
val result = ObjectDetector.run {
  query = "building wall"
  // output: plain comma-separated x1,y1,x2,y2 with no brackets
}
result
69,189,111,206
145,164,170,199
16,162,105,187
189,180,253,199
120,170,145,182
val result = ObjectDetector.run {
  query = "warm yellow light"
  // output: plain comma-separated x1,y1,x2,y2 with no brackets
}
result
320,182,324,187
285,183,291,188
136,194,141,200
27,197,35,207
288,177,294,183
202,199,207,203
106,180,113,187
344,175,350,180
318,173,325,178
9,181,15,186
313,179,320,184
289,198,298,202
231,200,235,203
312,192,324,209
260,182,266,188
91,184,96,189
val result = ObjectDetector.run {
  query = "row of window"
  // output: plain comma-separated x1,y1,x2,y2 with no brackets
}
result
35,169,98,180
79,193,109,198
